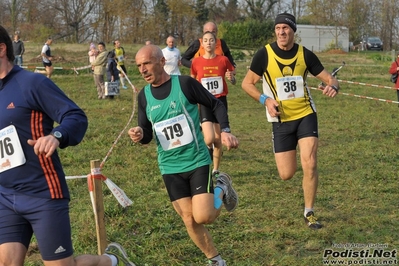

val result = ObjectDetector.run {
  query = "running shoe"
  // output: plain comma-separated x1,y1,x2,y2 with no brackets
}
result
104,242,136,266
216,172,238,212
304,211,322,230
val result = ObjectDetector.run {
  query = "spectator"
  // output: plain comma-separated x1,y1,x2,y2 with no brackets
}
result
91,42,108,99
88,42,98,72
389,52,399,106
12,33,25,67
162,36,181,75
106,50,120,99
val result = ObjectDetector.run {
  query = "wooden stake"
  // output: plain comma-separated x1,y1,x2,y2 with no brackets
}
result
90,160,107,254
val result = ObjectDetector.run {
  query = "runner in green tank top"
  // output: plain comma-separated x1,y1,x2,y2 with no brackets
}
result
129,44,239,265
144,75,210,174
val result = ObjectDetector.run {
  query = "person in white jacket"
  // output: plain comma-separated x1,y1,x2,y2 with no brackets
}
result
162,36,181,75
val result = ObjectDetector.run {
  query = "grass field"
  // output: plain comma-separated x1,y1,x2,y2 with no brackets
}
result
20,43,399,266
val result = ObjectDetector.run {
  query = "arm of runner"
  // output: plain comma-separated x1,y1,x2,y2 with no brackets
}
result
220,132,239,150
241,69,280,117
181,40,200,68
135,90,153,144
226,69,236,85
176,76,239,149
27,135,59,158
128,127,143,143
316,69,339,97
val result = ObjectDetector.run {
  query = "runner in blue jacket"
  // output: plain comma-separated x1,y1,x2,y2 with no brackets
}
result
0,25,135,266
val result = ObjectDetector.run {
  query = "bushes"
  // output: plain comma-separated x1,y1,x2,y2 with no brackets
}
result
230,50,245,61
218,20,274,50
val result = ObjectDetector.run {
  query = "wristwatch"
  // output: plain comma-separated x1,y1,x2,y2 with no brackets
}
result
221,127,231,133
50,131,63,143
331,85,339,92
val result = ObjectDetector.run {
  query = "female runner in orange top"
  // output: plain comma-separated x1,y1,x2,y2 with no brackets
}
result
191,31,236,176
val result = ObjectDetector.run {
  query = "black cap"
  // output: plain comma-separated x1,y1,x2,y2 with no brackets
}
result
275,13,297,32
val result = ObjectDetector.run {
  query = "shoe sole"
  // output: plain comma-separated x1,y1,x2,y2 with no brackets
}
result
305,221,323,230
304,214,323,230
107,242,136,266
218,172,238,212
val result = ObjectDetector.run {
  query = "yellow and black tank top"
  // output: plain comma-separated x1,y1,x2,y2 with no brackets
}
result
114,47,125,65
263,44,316,122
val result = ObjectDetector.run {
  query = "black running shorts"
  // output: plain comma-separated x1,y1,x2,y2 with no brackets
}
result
162,164,214,201
200,96,227,123
272,112,318,153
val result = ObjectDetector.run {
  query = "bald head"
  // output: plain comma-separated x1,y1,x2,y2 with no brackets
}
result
203,22,217,34
166,36,175,49
135,45,167,86
136,44,163,62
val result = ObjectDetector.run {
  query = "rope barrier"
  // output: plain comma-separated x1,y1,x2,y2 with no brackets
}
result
65,175,87,179
309,86,399,104
99,62,138,169
65,67,138,207
308,75,398,104
99,86,137,169
21,64,92,75
336,79,395,90
308,75,395,90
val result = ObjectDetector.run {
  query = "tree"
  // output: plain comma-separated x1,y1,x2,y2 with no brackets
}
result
207,0,243,23
196,0,208,26
287,0,308,19
243,0,278,21
377,0,399,50
1,0,398,51
8,0,25,32
344,0,372,44
167,0,197,45
52,0,97,42
304,0,351,49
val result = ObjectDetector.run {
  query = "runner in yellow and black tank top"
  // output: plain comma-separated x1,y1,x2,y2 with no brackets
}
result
242,13,339,231
114,47,125,66
263,43,315,122
113,39,128,89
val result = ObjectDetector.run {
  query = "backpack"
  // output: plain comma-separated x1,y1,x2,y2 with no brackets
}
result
391,61,398,83
391,73,398,84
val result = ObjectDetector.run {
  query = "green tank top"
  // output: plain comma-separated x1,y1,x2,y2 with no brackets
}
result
144,76,211,174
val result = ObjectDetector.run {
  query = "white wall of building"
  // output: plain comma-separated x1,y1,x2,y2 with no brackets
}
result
296,25,350,52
